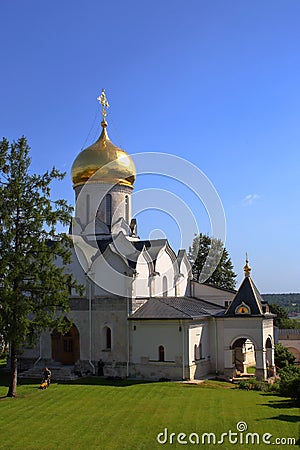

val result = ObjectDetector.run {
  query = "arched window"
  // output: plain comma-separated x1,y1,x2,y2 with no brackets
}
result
194,344,198,361
125,195,129,223
105,194,112,226
199,342,203,360
106,327,111,350
158,345,165,362
162,276,168,297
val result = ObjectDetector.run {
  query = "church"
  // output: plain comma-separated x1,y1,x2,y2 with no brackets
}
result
20,91,275,381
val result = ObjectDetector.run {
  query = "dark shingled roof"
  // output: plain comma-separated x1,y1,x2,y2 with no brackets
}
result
130,296,225,320
225,276,267,316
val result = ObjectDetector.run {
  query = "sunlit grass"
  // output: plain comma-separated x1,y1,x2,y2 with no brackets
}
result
0,375,298,449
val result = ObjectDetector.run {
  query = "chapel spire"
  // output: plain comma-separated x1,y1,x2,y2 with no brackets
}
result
243,253,251,277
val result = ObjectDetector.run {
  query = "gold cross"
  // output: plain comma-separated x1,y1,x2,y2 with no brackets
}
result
97,88,109,121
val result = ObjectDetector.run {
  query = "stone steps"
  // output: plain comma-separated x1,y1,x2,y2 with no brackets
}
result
19,364,78,381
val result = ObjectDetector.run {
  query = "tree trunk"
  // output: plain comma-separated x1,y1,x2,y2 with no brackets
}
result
7,341,18,397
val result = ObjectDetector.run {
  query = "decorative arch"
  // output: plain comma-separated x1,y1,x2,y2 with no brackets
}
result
230,335,259,350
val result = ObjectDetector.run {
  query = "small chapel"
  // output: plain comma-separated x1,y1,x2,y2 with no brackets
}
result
20,91,275,381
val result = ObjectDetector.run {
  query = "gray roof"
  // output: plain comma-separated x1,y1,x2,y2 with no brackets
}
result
225,276,265,316
130,296,225,320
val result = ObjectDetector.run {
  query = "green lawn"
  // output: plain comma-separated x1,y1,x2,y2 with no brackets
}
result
0,373,299,450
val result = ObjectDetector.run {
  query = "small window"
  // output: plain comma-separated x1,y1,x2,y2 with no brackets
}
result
125,195,129,223
194,344,198,361
199,342,203,359
106,327,111,349
162,276,168,297
158,345,165,362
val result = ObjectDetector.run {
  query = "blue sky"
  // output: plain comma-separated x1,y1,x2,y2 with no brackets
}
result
1,0,299,293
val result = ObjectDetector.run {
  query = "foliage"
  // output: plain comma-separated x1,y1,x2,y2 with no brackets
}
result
269,304,300,329
274,343,296,369
278,365,300,406
0,137,82,397
263,293,300,315
238,378,273,392
188,233,237,289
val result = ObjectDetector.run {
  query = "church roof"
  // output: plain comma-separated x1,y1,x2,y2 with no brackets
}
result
225,275,269,317
129,296,225,320
96,237,175,270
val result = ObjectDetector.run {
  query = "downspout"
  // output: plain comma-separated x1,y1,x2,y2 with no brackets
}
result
88,276,95,374
181,320,185,380
126,292,130,378
213,317,218,374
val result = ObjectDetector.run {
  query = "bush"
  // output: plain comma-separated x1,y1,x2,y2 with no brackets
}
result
238,378,274,392
278,365,300,405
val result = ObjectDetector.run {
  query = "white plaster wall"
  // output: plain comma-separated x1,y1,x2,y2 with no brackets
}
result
130,320,183,362
74,183,132,229
135,253,150,297
176,261,189,296
188,323,209,364
192,282,235,307
153,250,176,296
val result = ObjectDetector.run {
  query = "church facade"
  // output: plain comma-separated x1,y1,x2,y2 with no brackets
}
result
20,93,275,381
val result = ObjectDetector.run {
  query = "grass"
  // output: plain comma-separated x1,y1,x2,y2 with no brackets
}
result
0,372,299,450
247,366,256,374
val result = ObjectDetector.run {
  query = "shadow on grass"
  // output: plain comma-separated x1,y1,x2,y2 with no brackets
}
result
265,414,300,423
56,377,158,387
261,398,298,409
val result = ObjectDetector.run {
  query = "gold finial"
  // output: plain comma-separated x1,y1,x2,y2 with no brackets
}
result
97,88,109,127
243,252,251,277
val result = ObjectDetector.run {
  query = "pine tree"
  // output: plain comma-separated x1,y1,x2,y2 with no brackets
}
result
0,137,82,397
188,233,236,289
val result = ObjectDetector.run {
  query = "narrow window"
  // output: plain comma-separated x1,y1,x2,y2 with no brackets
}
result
106,327,111,350
199,342,203,359
125,195,129,223
162,276,168,297
194,344,198,361
106,194,112,226
158,345,165,362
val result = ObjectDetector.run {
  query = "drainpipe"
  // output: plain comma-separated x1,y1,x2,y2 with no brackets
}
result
181,320,185,380
126,288,130,378
88,275,95,374
213,317,218,374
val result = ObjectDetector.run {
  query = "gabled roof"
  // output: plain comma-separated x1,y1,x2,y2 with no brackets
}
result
225,276,265,316
129,296,225,320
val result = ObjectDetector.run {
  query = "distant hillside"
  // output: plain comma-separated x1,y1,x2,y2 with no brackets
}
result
262,293,300,313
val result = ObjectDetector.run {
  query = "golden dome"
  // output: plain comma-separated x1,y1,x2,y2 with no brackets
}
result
71,121,136,188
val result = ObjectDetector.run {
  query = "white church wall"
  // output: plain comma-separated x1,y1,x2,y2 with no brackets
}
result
188,322,211,380
176,260,190,297
192,282,235,307
154,250,176,297
130,320,185,379
135,253,150,297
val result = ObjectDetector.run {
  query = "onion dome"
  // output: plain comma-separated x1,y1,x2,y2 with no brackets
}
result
71,90,136,188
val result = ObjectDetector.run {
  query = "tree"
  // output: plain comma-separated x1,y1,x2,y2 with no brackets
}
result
274,343,295,369
188,233,237,289
269,304,300,329
0,137,82,397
